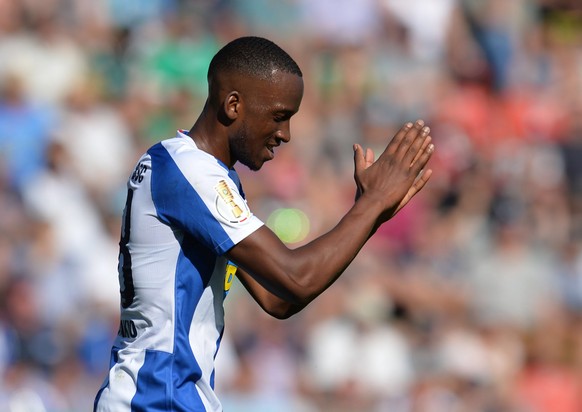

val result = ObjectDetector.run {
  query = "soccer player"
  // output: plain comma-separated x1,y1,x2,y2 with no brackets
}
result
94,36,434,411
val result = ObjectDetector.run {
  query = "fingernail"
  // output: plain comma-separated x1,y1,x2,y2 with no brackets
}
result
427,144,435,153
422,126,430,135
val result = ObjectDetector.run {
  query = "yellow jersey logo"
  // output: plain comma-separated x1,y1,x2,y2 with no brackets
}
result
224,262,237,295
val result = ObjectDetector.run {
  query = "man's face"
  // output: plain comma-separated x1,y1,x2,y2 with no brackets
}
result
230,71,303,171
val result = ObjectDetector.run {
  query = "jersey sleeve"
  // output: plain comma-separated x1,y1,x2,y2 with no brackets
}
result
148,141,263,255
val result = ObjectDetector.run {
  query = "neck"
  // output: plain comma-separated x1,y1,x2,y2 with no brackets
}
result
188,106,232,167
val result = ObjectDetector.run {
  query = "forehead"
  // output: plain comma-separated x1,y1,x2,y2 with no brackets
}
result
243,71,303,112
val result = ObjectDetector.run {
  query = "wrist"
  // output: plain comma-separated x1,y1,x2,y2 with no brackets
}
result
355,192,385,217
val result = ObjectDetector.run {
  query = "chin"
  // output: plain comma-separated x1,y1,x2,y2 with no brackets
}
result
240,159,264,172
249,163,264,172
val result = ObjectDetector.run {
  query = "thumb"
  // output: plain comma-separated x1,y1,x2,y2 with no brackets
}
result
353,143,365,176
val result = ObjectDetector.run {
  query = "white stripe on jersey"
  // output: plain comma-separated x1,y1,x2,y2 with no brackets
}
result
95,349,146,410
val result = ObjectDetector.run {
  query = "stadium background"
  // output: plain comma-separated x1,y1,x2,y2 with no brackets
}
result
0,0,581,410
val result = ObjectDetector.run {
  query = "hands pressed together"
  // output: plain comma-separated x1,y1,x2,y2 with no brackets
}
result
353,119,434,224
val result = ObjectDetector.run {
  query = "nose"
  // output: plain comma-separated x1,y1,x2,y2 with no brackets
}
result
276,122,291,144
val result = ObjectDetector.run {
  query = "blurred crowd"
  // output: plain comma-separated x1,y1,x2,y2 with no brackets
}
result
0,0,582,411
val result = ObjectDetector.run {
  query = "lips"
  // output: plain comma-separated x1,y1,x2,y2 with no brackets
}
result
266,146,275,160
266,138,282,160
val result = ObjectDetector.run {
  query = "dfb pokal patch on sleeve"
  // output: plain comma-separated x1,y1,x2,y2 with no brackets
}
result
214,180,251,223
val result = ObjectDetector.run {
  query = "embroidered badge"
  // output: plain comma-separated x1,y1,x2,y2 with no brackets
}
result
214,180,250,223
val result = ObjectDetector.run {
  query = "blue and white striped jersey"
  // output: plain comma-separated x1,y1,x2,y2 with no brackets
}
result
94,131,264,411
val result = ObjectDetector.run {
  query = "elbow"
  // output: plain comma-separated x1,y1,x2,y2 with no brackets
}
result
267,307,300,320
268,275,317,311
284,272,320,307
261,300,305,320
269,309,295,320
253,267,320,319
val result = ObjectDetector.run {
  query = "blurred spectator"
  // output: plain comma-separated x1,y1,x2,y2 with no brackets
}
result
0,73,56,191
381,0,458,62
0,10,89,106
464,194,558,330
52,77,135,199
21,139,120,311
135,12,219,101
554,239,582,314
511,316,582,412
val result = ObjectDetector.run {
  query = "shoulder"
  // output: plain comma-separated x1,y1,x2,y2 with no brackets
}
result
147,138,244,214
149,137,229,182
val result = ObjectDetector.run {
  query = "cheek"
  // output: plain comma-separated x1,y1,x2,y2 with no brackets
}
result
241,115,275,147
248,127,273,147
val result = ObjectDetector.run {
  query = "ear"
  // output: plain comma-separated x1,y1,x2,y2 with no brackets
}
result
224,92,241,121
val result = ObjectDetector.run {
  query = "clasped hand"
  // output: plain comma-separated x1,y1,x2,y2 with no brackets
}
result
353,119,434,224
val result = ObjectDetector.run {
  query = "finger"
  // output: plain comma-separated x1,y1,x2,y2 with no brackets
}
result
396,121,428,163
365,148,375,168
410,134,432,167
408,168,433,202
353,143,366,176
410,142,435,176
381,122,414,157
395,168,433,213
414,168,433,190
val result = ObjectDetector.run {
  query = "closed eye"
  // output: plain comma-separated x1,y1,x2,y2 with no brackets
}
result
273,110,294,123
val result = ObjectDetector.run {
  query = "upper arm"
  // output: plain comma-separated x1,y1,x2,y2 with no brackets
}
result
226,225,308,305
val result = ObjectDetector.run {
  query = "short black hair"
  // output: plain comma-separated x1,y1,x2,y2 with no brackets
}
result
208,36,302,82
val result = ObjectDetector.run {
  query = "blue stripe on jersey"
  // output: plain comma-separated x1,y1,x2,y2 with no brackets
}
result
179,232,216,288
209,327,225,389
148,143,235,255
227,169,245,199
131,350,173,411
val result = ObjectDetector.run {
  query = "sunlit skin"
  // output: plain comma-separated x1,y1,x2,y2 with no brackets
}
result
189,70,303,171
188,66,434,319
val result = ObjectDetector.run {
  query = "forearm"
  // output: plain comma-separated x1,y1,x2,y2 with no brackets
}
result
288,197,380,299
227,194,383,307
